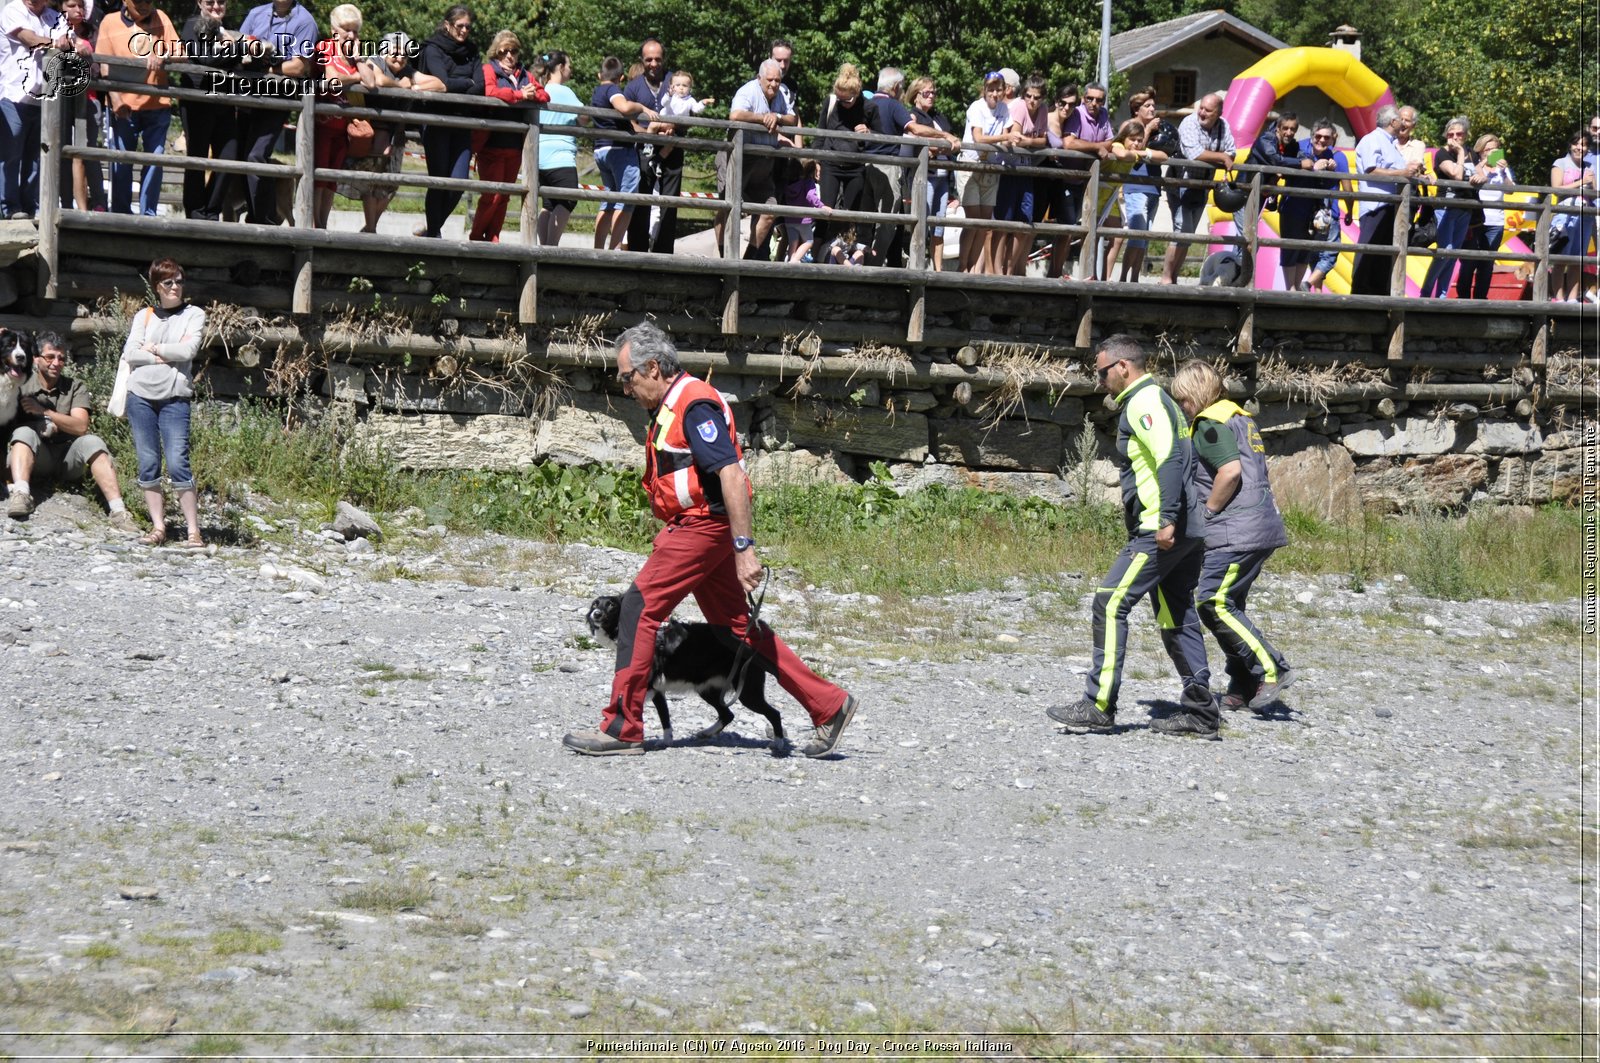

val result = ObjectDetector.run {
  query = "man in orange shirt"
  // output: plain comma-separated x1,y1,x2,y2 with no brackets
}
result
97,0,179,215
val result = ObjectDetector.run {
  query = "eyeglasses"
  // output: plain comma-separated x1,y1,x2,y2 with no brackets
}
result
1084,94,1105,104
158,278,184,288
1057,98,1077,107
37,352,67,362
917,89,935,97
448,20,469,30
1094,360,1120,380
1446,130,1465,138
618,363,653,385
1312,134,1334,142
1022,93,1042,102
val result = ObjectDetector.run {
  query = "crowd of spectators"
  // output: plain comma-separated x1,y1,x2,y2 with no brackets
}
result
0,1,1594,298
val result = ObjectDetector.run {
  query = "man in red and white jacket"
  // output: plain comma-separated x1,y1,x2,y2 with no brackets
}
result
562,322,859,759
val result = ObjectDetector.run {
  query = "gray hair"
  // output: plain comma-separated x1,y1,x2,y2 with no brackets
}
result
758,58,783,79
877,67,904,94
615,320,681,376
1096,333,1146,369
1086,82,1107,96
1374,104,1399,130
1444,115,1470,136
1312,118,1337,136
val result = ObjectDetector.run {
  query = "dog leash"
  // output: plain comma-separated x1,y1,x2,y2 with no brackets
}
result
727,565,771,694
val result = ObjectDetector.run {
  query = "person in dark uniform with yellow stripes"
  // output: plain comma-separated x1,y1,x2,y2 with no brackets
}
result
1048,335,1213,735
1166,360,1296,731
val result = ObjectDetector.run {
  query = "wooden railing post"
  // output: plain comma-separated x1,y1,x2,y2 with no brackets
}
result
1236,169,1262,354
37,89,62,299
907,147,929,344
1530,193,1552,366
1075,159,1100,281
518,121,539,324
720,130,745,336
291,90,315,314
1385,181,1411,361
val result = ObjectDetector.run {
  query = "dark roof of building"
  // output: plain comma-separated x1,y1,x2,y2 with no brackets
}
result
1110,10,1288,72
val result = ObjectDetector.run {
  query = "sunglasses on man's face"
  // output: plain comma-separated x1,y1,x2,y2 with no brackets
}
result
1084,95,1105,104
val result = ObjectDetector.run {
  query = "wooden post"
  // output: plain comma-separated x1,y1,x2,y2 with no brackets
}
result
909,148,929,271
1075,162,1101,280
1386,182,1411,360
1530,194,1551,367
37,89,62,299
519,123,539,324
1074,292,1094,350
720,132,744,336
520,123,538,246
907,148,929,344
294,90,315,228
1238,171,1261,354
291,90,315,314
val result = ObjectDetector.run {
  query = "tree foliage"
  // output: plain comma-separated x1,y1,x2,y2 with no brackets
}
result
1235,0,1595,173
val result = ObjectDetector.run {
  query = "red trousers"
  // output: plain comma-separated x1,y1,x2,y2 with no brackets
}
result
599,515,848,743
469,147,522,242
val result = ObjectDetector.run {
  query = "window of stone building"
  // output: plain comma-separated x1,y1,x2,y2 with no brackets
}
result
1154,70,1198,110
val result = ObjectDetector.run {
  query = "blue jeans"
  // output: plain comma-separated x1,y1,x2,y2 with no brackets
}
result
0,98,43,217
594,146,640,212
1122,190,1156,250
110,108,173,216
1312,212,1343,277
126,393,194,491
1419,205,1473,298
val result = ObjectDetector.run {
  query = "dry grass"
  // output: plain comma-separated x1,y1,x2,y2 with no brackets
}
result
1254,355,1385,410
547,312,614,365
974,342,1080,427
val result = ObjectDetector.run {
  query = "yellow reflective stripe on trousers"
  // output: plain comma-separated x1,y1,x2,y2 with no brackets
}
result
1211,562,1279,682
1095,551,1149,710
1154,586,1175,629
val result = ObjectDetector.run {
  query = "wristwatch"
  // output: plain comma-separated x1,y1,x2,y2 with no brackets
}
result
732,535,756,553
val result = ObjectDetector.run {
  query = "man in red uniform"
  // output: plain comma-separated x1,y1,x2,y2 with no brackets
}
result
562,322,859,758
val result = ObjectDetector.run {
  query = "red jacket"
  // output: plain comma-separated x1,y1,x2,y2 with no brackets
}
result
480,59,548,151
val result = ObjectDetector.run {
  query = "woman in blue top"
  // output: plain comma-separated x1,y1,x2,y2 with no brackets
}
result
533,50,586,245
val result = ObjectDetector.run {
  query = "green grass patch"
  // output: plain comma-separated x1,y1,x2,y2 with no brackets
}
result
336,878,435,913
184,1035,245,1058
209,926,282,956
367,989,411,1011
1276,503,1579,601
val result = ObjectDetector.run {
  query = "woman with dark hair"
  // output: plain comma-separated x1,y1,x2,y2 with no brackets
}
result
1550,129,1597,303
470,29,546,242
531,49,585,245
122,258,205,547
414,4,484,238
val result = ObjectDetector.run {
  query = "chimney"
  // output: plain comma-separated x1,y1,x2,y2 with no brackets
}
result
1328,24,1361,62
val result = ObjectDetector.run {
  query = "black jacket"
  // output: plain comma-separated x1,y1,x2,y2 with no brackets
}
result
417,29,483,117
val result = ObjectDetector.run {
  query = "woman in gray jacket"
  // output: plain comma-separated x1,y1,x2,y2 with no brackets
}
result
1164,360,1296,734
123,258,205,547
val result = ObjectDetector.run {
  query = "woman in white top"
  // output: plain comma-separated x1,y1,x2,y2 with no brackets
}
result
122,257,205,546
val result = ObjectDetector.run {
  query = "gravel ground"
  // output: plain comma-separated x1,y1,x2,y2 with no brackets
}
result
0,493,1591,1061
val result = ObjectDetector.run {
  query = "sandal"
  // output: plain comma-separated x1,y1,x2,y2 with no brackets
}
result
182,535,206,550
140,528,166,546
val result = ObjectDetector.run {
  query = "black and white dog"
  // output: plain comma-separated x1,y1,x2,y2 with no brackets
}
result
585,594,786,745
0,327,36,428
